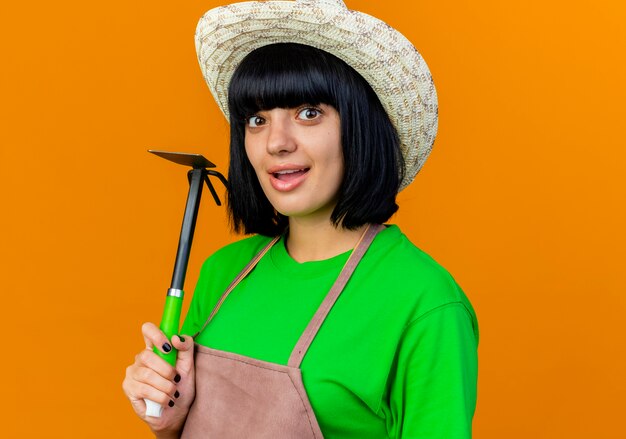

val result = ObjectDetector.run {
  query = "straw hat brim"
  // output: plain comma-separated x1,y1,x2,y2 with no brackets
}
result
195,0,438,190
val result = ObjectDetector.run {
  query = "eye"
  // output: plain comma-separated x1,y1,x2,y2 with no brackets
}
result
246,115,266,128
296,107,322,121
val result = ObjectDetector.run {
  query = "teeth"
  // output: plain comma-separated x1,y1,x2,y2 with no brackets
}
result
275,169,305,175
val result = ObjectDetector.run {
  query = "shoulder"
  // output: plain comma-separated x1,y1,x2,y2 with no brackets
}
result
200,233,274,277
367,225,459,292
185,234,275,329
207,233,274,263
364,225,477,325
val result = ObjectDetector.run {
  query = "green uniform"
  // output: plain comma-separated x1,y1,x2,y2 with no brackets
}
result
182,225,479,438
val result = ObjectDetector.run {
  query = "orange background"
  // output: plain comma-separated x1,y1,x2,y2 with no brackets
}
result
1,0,624,437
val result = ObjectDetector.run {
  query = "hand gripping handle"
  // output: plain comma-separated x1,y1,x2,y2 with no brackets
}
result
144,290,183,417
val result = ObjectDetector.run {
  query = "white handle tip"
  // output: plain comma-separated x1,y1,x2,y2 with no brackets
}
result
145,398,163,418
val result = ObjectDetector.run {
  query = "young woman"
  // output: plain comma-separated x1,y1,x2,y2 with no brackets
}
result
123,1,478,438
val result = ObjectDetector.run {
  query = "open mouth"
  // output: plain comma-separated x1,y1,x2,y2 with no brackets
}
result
272,168,310,181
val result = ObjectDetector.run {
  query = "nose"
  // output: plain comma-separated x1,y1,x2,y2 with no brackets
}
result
266,111,296,155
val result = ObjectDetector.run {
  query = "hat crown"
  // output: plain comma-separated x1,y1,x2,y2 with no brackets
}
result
297,0,348,9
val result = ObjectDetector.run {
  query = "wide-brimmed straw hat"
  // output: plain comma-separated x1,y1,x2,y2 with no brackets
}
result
195,0,438,190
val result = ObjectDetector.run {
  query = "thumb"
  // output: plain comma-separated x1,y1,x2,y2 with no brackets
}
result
171,335,194,372
172,334,193,351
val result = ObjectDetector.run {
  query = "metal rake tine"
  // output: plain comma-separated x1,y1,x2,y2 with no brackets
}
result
206,170,229,191
204,174,221,206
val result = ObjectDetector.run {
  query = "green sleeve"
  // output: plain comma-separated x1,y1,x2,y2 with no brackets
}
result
389,302,478,438
180,250,229,337
180,257,214,337
180,234,273,337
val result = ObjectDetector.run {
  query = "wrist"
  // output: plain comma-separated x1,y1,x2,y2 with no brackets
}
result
152,421,184,439
154,430,180,439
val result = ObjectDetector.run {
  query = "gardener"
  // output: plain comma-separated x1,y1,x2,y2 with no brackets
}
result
123,1,478,437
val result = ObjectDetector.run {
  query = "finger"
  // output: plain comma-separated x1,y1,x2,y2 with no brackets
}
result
132,381,176,409
171,334,195,373
171,334,193,352
141,322,172,354
135,349,178,381
123,363,177,404
133,365,179,400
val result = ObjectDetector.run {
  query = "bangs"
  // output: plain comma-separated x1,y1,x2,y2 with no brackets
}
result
228,43,338,121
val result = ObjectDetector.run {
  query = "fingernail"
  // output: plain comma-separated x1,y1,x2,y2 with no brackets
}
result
174,390,180,398
162,343,172,353
168,400,175,407
179,336,185,342
174,374,181,383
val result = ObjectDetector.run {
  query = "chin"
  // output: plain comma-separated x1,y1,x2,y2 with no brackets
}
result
262,186,339,221
272,200,337,221
273,204,312,218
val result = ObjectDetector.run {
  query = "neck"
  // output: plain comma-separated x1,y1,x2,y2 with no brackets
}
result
285,216,368,263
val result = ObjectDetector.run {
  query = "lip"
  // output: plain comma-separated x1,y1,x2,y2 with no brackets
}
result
267,164,310,192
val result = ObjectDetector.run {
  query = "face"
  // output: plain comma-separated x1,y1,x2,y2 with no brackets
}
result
244,104,344,222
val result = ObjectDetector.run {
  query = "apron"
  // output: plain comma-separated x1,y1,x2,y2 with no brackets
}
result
180,224,382,439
